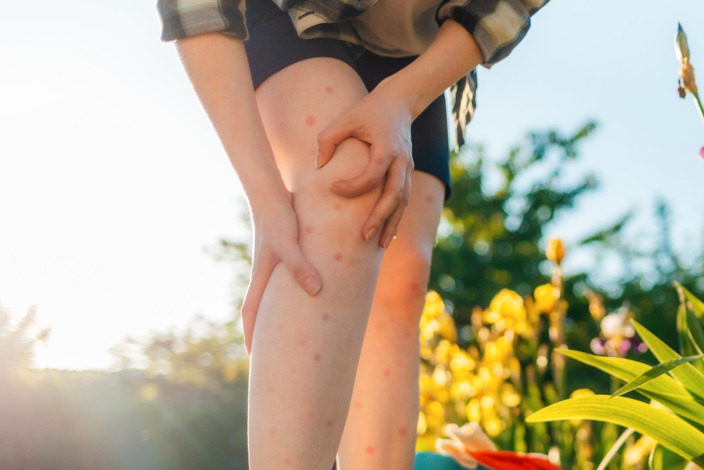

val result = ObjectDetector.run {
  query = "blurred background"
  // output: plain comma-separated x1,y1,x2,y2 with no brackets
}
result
1,0,703,468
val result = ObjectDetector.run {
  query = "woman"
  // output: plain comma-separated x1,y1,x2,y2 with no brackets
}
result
157,1,547,469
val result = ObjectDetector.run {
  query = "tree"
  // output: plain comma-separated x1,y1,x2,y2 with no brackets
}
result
430,123,599,348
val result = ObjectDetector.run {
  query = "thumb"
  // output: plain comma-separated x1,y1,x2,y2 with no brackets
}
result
316,118,356,169
241,254,277,357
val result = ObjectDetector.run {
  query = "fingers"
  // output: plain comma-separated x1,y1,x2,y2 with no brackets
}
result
362,158,410,246
241,240,322,357
241,253,278,356
331,151,389,198
278,240,322,296
316,118,356,169
377,165,412,248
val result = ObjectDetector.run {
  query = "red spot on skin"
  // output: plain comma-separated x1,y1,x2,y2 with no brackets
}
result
325,86,334,94
269,426,278,437
366,446,375,455
314,353,321,361
353,401,362,410
334,252,343,261
334,203,342,211
266,385,274,393
297,338,307,346
277,325,284,331
398,426,408,436
290,367,297,374
383,369,391,377
326,419,333,427
305,226,313,234
425,195,434,203
306,115,316,126
322,312,331,321
284,458,292,466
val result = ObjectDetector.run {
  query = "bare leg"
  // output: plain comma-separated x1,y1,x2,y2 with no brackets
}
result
247,58,383,470
337,172,445,470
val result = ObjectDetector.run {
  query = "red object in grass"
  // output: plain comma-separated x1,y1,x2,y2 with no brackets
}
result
469,450,562,470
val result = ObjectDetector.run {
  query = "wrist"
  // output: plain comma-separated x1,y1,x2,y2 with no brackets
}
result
247,183,291,216
373,75,420,120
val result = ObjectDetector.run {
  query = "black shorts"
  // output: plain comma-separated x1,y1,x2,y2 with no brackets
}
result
244,0,452,200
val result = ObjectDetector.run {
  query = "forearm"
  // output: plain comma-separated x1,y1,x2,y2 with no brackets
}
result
382,19,483,120
176,33,290,209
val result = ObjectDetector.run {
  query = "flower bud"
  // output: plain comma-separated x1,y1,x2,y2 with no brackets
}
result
676,22,691,63
546,238,565,265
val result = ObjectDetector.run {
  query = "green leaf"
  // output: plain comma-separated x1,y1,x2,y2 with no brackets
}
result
632,320,704,402
680,285,704,319
559,350,689,397
679,303,703,357
610,355,704,399
526,396,704,465
649,445,689,470
679,303,704,375
687,307,704,358
559,350,704,432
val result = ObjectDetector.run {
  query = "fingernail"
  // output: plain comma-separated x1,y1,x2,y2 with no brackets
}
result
315,152,322,169
364,227,377,241
382,235,394,249
304,276,321,295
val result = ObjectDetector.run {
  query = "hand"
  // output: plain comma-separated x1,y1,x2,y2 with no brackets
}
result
315,80,414,249
241,197,322,356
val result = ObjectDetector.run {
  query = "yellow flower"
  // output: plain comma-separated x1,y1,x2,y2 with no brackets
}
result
500,383,521,407
449,349,476,377
417,411,428,434
546,238,566,265
466,398,481,422
423,291,445,320
483,289,528,334
570,388,595,399
438,311,458,342
534,283,559,313
624,435,656,466
434,339,453,365
483,415,505,437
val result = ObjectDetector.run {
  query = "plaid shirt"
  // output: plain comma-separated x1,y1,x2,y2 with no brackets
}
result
157,0,548,148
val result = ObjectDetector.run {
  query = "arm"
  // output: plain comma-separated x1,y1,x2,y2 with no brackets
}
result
316,19,484,248
176,33,322,354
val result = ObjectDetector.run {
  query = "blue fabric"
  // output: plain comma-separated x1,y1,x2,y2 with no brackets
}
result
413,452,491,470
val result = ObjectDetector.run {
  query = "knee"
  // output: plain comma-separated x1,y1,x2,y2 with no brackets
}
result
293,138,381,249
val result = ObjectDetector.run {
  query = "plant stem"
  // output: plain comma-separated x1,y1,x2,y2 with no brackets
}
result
596,427,635,470
693,92,704,124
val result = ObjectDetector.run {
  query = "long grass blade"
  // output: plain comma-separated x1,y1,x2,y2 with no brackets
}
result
610,355,704,399
526,396,704,465
559,349,704,431
559,349,688,396
632,320,704,402
680,285,704,318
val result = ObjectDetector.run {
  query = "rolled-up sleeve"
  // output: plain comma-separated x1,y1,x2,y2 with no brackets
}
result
157,0,248,42
437,0,548,67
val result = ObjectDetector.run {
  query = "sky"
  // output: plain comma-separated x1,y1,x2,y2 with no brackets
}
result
1,1,703,370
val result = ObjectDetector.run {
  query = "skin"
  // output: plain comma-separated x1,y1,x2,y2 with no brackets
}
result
175,18,483,470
